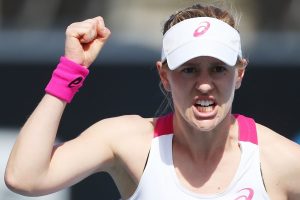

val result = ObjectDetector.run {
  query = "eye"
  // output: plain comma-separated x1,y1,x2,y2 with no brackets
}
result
181,66,197,74
212,65,227,73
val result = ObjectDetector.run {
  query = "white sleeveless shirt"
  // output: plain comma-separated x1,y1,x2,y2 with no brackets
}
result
128,114,271,200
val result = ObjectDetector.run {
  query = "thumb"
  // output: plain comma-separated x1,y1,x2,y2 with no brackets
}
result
98,26,111,43
83,26,111,67
95,16,111,42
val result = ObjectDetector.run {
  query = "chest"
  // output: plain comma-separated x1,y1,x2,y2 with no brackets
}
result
173,145,241,195
127,135,271,200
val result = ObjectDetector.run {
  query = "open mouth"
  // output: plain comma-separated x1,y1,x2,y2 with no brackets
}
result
194,100,216,113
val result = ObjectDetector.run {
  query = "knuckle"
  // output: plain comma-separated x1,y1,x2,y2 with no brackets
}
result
97,16,104,22
65,25,74,36
65,22,78,34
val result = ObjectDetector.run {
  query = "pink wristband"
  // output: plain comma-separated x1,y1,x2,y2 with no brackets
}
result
45,56,89,103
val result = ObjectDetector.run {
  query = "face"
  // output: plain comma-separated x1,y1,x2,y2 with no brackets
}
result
157,56,246,132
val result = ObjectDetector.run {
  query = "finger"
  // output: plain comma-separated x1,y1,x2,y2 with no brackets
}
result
79,28,97,43
94,16,111,40
66,19,99,43
79,17,107,42
79,19,99,43
78,17,110,43
97,27,111,42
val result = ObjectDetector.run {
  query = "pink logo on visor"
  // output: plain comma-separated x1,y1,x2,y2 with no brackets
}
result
193,21,210,37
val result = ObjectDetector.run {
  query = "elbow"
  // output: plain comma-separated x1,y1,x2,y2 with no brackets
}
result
4,170,42,197
4,172,25,195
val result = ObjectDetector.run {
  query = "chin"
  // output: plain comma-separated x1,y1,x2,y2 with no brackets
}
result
191,118,219,132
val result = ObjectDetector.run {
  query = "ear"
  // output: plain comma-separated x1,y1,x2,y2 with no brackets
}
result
156,61,171,91
235,59,247,90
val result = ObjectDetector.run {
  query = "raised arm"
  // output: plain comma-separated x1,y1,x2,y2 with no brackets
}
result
4,16,112,196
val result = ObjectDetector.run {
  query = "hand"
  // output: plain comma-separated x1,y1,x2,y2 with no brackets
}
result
64,16,111,67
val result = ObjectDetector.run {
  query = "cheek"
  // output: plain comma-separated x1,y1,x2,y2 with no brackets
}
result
168,73,188,91
217,76,237,100
169,80,187,99
168,76,193,103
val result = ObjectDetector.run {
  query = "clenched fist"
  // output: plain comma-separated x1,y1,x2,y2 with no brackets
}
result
64,16,111,67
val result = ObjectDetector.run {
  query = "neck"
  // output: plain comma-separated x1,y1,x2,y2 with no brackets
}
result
172,112,239,161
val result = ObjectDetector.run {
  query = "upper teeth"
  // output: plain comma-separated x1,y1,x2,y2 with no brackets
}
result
196,100,214,106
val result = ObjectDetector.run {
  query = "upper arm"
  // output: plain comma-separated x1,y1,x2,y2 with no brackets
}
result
37,115,153,195
280,141,300,199
258,124,300,199
36,118,117,194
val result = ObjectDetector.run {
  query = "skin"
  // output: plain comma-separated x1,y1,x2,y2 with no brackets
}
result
5,16,300,200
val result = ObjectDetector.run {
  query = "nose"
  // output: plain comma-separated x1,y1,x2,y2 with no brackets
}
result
195,71,214,93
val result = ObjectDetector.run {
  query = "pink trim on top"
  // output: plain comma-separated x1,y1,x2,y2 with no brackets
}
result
154,113,173,137
234,114,258,145
154,113,258,145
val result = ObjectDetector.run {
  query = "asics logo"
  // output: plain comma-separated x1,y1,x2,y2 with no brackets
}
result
68,77,83,88
193,21,210,37
234,188,254,200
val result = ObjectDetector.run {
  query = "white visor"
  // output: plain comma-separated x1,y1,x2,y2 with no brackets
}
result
161,17,242,70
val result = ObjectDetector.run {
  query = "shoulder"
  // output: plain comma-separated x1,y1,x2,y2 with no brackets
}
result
89,114,155,145
256,123,300,163
256,123,300,198
93,114,155,132
79,114,156,162
84,114,156,165
92,114,156,153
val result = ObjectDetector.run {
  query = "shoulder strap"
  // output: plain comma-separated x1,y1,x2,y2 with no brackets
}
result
234,114,258,145
154,113,173,137
154,113,258,144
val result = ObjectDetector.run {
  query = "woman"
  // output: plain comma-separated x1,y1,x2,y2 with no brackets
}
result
5,3,300,200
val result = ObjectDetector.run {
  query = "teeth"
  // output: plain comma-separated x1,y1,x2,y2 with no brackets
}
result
196,100,214,107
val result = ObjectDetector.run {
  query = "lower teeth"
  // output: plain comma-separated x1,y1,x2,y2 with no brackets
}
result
198,106,213,112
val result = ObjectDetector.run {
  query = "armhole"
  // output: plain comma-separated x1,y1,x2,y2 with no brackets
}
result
143,113,174,171
234,114,258,145
234,114,269,193
143,151,150,171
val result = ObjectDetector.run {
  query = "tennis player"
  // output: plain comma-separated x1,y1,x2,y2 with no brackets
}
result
5,3,300,200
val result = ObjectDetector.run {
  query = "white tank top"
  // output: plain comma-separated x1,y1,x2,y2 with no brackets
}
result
128,114,271,200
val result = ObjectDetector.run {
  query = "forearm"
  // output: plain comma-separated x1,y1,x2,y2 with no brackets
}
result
5,94,66,192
